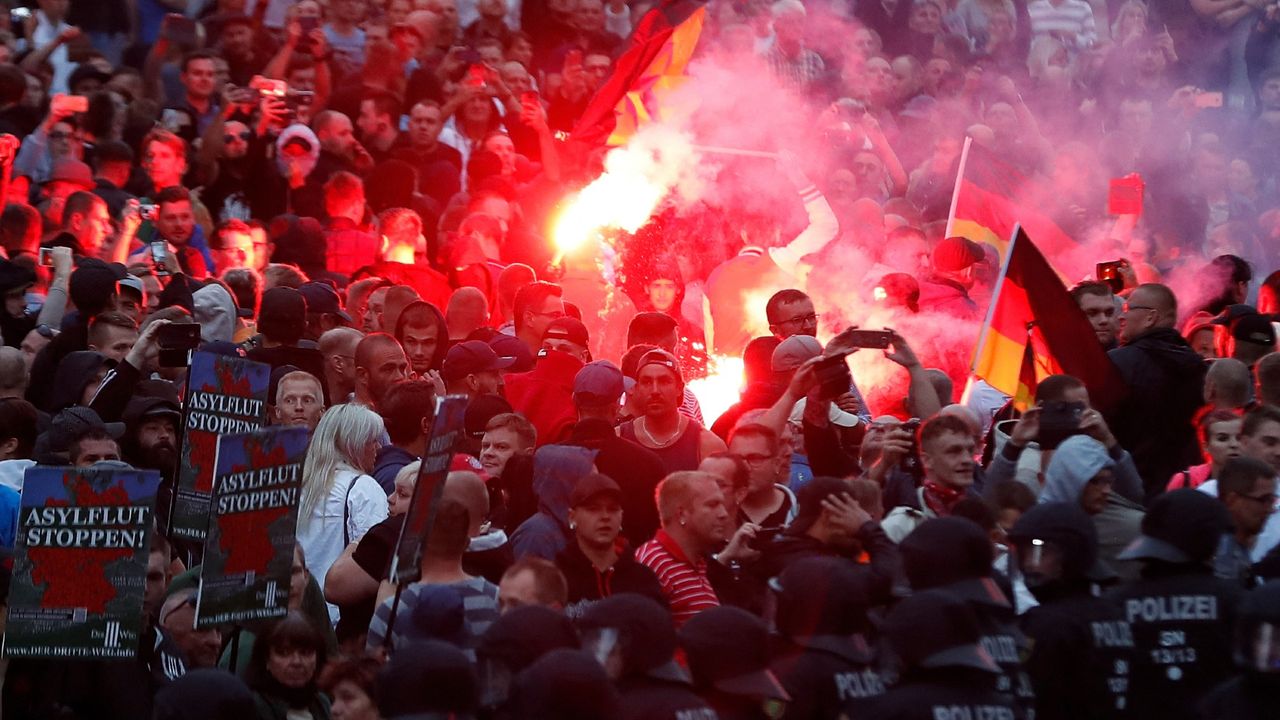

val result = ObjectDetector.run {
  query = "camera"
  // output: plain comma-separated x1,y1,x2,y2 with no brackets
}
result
1037,401,1086,450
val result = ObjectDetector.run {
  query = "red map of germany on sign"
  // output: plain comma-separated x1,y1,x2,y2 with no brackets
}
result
217,439,292,575
27,480,135,614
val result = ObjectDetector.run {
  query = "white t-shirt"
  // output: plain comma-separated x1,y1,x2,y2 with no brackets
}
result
297,467,389,624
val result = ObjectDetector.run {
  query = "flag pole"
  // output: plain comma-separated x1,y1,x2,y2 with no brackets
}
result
944,136,974,238
968,223,1021,377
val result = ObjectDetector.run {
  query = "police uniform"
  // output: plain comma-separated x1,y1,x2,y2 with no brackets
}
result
862,588,1021,720
900,519,1036,719
1010,502,1136,720
1103,490,1242,720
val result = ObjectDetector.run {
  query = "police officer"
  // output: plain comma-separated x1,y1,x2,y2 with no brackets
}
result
1008,502,1135,719
578,593,717,720
1105,489,1242,720
900,517,1036,717
862,588,1020,720
769,556,886,719
475,605,579,714
679,606,790,720
1199,580,1280,719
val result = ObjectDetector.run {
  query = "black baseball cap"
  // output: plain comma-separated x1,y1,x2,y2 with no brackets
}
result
123,396,182,427
442,341,515,382
464,393,513,438
635,348,682,383
298,281,352,323
488,333,534,373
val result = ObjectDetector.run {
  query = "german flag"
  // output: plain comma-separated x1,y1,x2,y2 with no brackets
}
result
948,140,1077,262
571,0,706,148
972,226,1125,411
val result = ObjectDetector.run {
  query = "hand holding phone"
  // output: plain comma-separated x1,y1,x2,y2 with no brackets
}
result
1096,260,1126,293
157,322,202,367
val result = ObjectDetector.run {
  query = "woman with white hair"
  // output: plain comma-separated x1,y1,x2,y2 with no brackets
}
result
296,403,390,623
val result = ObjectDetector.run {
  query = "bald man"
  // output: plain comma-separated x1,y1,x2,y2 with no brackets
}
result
446,287,491,343
0,347,26,399
319,326,365,402
1108,283,1207,499
1204,358,1252,412
354,332,409,407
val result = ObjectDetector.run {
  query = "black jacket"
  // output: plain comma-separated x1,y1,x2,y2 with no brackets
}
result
1105,564,1242,720
616,676,717,720
1106,328,1206,500
1021,592,1136,720
861,667,1022,720
565,419,667,547
1199,674,1280,720
755,522,903,606
771,637,887,719
556,539,666,618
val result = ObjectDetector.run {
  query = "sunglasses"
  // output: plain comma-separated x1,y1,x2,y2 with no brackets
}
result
48,131,74,140
224,131,252,143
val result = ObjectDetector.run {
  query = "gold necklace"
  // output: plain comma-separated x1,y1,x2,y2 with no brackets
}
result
638,416,685,448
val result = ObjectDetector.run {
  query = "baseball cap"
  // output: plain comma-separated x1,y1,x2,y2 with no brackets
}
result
116,274,144,300
69,259,121,313
48,159,94,190
1118,488,1229,564
543,316,590,347
464,393,513,438
569,472,622,507
771,335,823,373
123,396,182,427
442,341,516,382
573,360,631,405
679,606,790,702
260,286,307,322
1181,310,1217,341
298,281,352,323
932,236,985,272
46,406,125,449
636,348,683,383
0,258,36,294
488,333,534,373
1211,304,1257,327
876,272,921,312
1228,312,1276,347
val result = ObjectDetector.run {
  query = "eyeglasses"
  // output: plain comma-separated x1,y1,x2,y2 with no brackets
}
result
1239,492,1277,506
224,131,252,143
779,312,818,326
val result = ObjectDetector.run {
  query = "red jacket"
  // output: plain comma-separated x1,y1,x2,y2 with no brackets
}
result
503,349,584,446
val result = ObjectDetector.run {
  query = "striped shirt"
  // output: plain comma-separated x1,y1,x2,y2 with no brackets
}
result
636,529,719,627
1027,0,1096,49
365,576,499,660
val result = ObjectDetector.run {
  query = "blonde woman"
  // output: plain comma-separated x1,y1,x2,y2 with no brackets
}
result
296,403,390,624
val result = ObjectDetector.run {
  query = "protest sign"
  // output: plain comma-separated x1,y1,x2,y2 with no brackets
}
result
196,426,308,628
5,466,162,659
171,351,270,541
388,395,468,584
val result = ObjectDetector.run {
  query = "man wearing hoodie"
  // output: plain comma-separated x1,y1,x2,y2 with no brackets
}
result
1008,502,1135,720
192,283,238,344
510,444,596,561
1107,283,1208,499
1040,434,1146,582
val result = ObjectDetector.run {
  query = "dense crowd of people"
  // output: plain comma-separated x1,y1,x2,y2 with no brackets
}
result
0,0,1279,718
